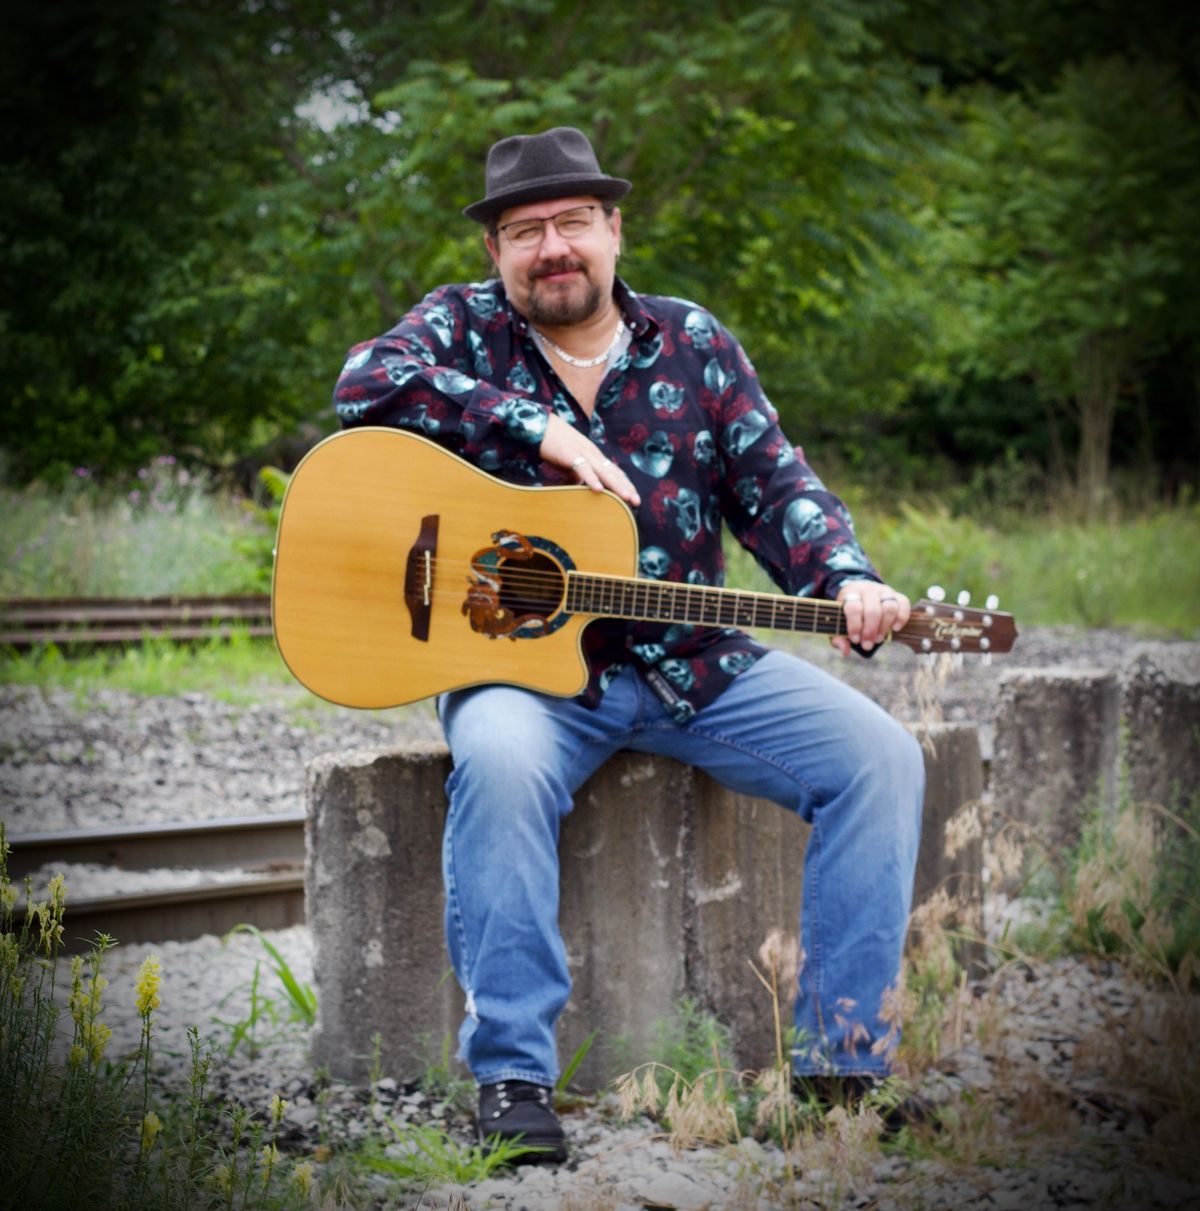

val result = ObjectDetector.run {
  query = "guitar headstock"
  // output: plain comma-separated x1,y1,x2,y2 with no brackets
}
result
895,588,1018,657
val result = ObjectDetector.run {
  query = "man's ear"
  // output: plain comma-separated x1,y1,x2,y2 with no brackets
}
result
484,232,500,267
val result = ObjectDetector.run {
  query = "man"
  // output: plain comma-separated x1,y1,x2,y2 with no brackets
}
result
333,127,925,1160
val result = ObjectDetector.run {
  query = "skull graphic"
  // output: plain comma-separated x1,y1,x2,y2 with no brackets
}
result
433,370,476,396
719,651,756,676
340,347,372,374
632,332,664,368
649,379,686,416
506,363,536,394
425,304,455,347
703,357,731,395
632,642,667,664
825,544,872,574
495,398,546,443
659,658,696,692
639,546,671,579
466,290,499,321
783,498,828,547
665,487,702,542
683,309,718,351
468,331,492,377
721,410,768,457
380,355,427,388
631,431,676,479
734,476,762,516
692,429,716,466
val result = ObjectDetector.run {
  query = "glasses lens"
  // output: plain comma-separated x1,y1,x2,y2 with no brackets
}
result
553,207,595,236
503,206,597,247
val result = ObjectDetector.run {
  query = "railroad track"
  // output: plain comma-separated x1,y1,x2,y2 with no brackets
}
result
0,594,273,646
6,814,306,952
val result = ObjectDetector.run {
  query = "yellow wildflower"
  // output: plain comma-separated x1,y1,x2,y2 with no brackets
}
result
134,954,162,1017
85,1020,112,1064
1,882,16,917
68,1043,87,1067
269,1094,287,1124
140,1110,163,1153
290,1160,315,1197
48,873,67,911
259,1142,279,1170
211,1164,233,1194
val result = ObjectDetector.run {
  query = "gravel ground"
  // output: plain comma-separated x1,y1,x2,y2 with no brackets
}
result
3,625,1200,1209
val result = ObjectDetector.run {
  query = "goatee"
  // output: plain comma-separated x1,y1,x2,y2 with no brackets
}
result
526,261,603,328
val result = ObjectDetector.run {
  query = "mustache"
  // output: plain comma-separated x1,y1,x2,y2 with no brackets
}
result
530,258,587,280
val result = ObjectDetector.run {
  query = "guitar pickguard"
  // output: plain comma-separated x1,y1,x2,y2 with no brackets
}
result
463,530,574,640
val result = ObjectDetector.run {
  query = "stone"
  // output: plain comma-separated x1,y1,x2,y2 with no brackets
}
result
1120,642,1200,813
991,668,1121,852
306,728,985,1089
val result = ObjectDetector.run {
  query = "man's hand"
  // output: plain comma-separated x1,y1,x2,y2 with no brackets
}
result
539,414,641,507
833,581,911,657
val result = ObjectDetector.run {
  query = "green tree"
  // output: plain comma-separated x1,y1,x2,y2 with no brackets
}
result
929,56,1200,514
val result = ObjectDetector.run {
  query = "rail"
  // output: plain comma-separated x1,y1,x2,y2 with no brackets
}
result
6,814,305,951
0,594,273,646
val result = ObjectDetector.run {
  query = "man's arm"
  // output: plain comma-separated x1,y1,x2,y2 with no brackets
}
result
333,284,639,506
707,320,909,652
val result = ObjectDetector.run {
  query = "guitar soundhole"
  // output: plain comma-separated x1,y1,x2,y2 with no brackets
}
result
497,552,564,618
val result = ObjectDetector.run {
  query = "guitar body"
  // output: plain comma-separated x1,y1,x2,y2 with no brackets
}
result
272,427,639,708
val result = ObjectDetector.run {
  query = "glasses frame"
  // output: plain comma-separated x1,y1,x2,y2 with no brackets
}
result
494,204,607,249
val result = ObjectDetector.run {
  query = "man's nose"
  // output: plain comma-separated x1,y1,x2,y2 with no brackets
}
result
537,222,573,258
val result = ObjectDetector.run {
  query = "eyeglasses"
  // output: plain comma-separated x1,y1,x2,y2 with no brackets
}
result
496,205,604,249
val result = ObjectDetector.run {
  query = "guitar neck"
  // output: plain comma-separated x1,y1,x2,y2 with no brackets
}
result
565,572,846,637
564,572,1018,655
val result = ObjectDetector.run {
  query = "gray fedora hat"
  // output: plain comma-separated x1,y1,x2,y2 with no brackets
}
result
463,126,631,224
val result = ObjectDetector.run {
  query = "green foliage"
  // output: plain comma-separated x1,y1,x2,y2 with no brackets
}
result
0,831,321,1210
212,925,316,1059
357,1121,543,1184
0,459,265,598
927,55,1200,512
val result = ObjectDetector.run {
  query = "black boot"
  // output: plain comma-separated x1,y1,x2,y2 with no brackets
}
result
793,1074,935,1134
477,1081,567,1163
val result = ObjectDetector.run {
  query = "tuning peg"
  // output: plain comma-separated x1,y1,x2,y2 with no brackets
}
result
927,585,946,602
985,594,999,610
980,653,993,667
957,589,971,606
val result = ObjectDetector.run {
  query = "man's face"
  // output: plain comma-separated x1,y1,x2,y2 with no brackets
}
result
485,195,621,329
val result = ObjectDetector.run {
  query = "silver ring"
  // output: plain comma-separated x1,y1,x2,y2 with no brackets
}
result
570,456,588,470
881,595,898,603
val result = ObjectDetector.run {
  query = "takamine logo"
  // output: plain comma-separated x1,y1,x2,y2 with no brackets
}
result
933,620,984,640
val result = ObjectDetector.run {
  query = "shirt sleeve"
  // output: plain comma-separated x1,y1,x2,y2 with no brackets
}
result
706,320,882,601
330,285,550,470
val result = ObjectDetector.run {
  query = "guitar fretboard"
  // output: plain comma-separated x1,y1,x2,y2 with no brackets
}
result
564,573,847,635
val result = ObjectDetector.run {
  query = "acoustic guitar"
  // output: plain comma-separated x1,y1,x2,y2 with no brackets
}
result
271,427,1017,708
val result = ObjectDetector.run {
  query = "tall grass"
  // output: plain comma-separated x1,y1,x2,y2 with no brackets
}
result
728,497,1200,636
0,459,267,598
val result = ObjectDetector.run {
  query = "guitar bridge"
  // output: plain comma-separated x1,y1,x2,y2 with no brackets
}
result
404,514,439,641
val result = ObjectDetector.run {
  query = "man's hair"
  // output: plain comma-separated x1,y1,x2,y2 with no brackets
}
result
486,201,617,241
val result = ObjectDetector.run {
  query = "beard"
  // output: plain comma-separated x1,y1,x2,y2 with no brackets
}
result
525,259,604,328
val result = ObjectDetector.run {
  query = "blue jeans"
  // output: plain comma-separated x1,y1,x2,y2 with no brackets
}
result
437,650,924,1086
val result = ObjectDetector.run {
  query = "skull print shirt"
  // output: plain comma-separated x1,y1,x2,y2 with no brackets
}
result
333,277,881,720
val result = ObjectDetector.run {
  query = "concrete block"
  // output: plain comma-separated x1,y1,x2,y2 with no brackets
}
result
556,754,695,1089
909,724,985,970
306,727,984,1089
305,741,460,1080
1120,643,1200,813
991,668,1121,851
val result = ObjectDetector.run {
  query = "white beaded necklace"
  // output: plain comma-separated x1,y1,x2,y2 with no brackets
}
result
533,319,624,369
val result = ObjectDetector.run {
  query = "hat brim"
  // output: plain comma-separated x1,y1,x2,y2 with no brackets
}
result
464,174,631,224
